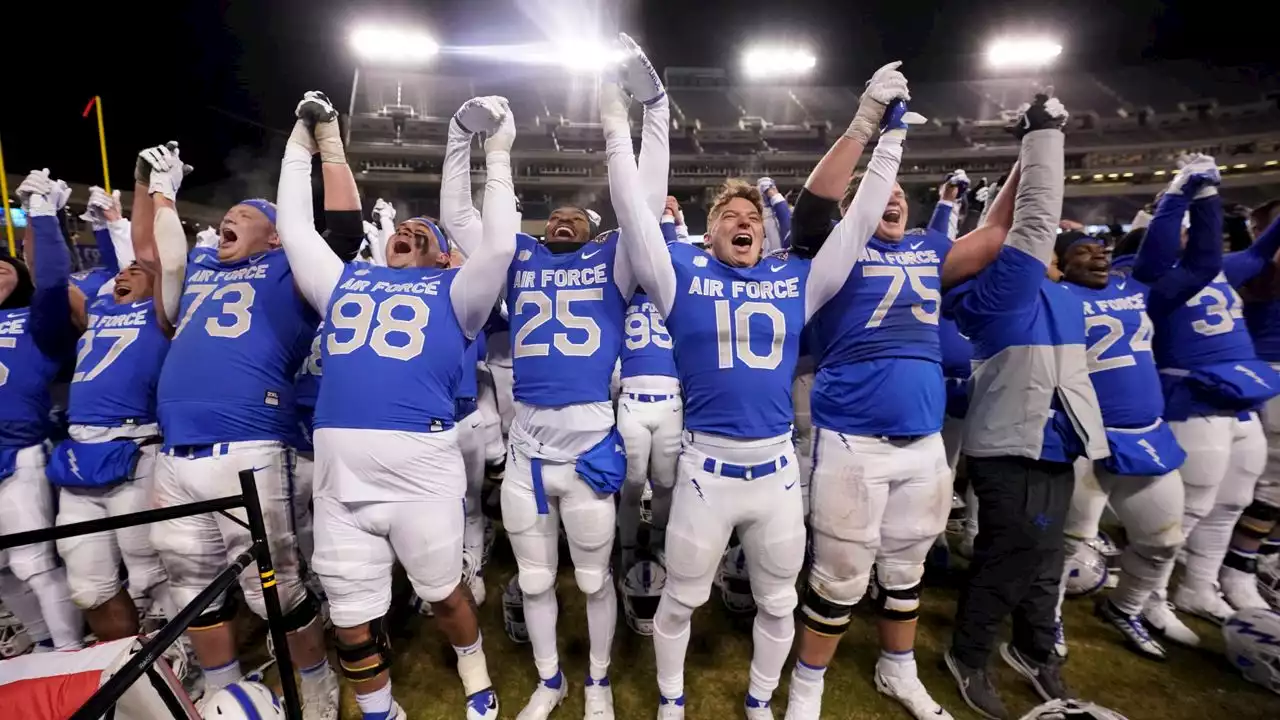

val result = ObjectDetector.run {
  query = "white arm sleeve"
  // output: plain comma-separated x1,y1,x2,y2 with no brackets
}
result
605,106,677,316
804,133,904,320
107,218,135,267
441,122,485,259
763,205,781,253
277,141,344,313
638,96,671,221
452,149,518,338
153,207,188,326
370,223,389,267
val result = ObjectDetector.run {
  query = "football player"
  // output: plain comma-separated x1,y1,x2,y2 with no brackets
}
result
785,154,1018,718
20,169,177,643
132,142,337,716
605,40,912,718
277,91,514,720
1146,178,1280,630
71,187,134,298
438,36,670,720
1,174,86,652
1054,155,1225,660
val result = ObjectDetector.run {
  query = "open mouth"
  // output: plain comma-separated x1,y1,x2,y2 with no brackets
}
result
1089,259,1110,271
731,232,753,248
219,228,239,247
552,225,576,240
114,283,129,298
882,208,903,223
392,239,412,255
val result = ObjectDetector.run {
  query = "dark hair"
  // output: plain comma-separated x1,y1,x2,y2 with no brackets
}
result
1251,198,1280,236
1113,227,1146,259
0,255,35,310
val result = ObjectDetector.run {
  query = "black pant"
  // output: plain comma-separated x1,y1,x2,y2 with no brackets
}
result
951,455,1073,669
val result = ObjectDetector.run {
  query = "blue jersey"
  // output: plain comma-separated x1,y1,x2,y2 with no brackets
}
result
1155,272,1253,370
1067,275,1163,428
665,244,808,439
507,232,626,407
0,308,61,447
314,264,467,432
296,325,323,410
68,297,169,427
457,332,484,401
809,229,951,437
940,317,972,380
1246,298,1280,363
69,268,115,297
621,291,677,379
158,247,318,446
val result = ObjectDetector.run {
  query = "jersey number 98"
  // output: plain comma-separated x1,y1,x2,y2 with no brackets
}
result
328,294,430,360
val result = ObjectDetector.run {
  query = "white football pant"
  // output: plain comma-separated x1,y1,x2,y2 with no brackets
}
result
1257,390,1280,508
792,372,815,517
1064,457,1185,616
56,443,171,615
457,410,487,563
808,430,951,605
501,443,617,679
291,451,315,568
151,441,307,619
1167,414,1266,591
1,445,84,649
616,394,682,558
654,438,804,702
476,366,507,464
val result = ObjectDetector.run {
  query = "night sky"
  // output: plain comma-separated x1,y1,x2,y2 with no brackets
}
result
3,0,1271,197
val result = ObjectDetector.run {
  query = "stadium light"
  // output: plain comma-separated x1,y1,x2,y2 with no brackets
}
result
986,37,1062,70
350,26,440,65
741,46,817,80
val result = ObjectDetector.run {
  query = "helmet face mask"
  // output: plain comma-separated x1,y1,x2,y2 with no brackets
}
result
0,609,34,659
715,542,756,615
503,575,531,644
1258,555,1280,611
621,560,666,636
1018,698,1131,720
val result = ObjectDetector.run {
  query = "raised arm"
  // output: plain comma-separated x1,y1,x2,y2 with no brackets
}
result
788,62,907,258
804,103,908,320
371,198,395,265
452,99,519,337
958,96,1068,315
81,187,121,277
276,93,347,314
1148,191,1224,316
1225,212,1280,288
15,171,76,356
442,104,488,258
135,143,192,331
940,163,1022,289
621,32,671,221
603,78,677,317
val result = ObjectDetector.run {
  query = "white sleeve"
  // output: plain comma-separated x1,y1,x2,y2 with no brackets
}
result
638,96,671,221
452,149,518,338
153,207,188,326
277,142,344,313
441,122,485,259
107,218,135,267
804,133,904,320
370,224,388,267
763,205,781,253
605,102,677,317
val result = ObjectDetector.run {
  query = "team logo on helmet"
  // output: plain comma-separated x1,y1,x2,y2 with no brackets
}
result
622,560,667,636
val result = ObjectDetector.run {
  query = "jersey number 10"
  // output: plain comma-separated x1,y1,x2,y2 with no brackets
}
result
714,300,784,370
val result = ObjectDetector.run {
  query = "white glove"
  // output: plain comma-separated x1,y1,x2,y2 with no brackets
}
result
846,61,910,143
79,186,115,228
195,225,220,249
141,143,193,201
453,96,507,136
18,169,71,217
16,169,53,210
974,185,992,205
484,99,516,155
757,177,778,200
586,209,602,229
617,33,665,105
1166,153,1221,198
599,81,631,137
373,198,396,227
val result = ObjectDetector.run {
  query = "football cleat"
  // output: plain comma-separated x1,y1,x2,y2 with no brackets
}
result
1095,598,1165,660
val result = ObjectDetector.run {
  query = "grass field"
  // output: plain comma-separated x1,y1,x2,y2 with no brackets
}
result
242,536,1280,720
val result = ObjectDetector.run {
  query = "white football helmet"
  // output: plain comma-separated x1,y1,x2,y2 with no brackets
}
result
1018,699,1129,719
1088,532,1122,589
621,560,666,636
1223,607,1280,694
0,606,33,659
502,575,530,644
715,542,756,615
1257,554,1280,611
1064,543,1109,597
201,680,284,719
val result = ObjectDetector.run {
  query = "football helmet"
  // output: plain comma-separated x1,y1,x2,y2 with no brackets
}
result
1089,532,1122,589
1018,699,1129,719
621,560,666,636
640,481,654,525
201,681,285,719
1223,607,1280,695
715,542,756,615
1064,543,1109,597
0,606,33,659
1256,554,1280,611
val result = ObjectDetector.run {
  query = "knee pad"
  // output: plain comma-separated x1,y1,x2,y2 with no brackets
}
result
67,572,122,612
800,584,853,637
871,578,922,623
574,565,610,596
189,596,238,632
336,616,392,682
1240,501,1280,538
281,589,322,633
518,566,556,597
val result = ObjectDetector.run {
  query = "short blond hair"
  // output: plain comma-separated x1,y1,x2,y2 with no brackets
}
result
708,179,764,225
840,172,865,214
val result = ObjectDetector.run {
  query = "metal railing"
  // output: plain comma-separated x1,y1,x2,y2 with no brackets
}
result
0,469,303,720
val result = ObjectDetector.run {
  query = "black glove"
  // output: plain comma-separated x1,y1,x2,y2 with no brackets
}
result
1008,93,1068,140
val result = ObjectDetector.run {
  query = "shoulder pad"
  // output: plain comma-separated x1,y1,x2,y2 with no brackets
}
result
905,228,928,236
593,229,617,244
766,248,792,261
71,270,92,280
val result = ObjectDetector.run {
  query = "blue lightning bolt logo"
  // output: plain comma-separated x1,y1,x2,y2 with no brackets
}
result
1226,616,1280,647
